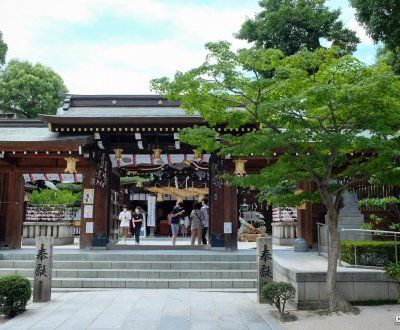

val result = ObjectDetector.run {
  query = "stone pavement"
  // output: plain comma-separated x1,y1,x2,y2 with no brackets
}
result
0,289,281,330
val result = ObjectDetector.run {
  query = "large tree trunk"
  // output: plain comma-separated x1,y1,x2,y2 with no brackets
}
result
321,187,356,313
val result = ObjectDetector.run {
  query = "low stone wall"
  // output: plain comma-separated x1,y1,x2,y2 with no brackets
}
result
23,222,74,245
271,222,299,246
273,255,398,309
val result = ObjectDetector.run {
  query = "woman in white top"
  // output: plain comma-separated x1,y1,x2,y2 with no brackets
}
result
118,205,132,244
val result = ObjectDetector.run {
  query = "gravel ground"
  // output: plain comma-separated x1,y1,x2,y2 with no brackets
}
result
282,305,399,330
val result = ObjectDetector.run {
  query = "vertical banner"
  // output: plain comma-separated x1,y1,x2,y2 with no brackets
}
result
257,237,273,303
147,195,156,227
33,237,54,302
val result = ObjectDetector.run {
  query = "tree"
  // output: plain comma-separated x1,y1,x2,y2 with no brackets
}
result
0,59,68,119
351,1,400,74
236,0,360,55
350,0,400,51
151,42,400,312
0,32,7,68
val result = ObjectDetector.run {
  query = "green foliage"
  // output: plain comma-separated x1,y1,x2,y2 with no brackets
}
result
56,183,82,192
377,46,400,75
237,0,359,55
389,223,400,231
340,240,400,267
0,32,7,68
360,214,383,231
384,262,400,303
358,197,400,209
152,43,400,208
261,281,296,318
0,59,68,118
28,189,81,206
0,274,31,317
350,0,400,50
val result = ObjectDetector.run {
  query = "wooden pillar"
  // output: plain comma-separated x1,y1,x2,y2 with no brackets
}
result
3,171,25,249
80,170,95,249
209,156,238,250
297,181,314,248
80,155,112,249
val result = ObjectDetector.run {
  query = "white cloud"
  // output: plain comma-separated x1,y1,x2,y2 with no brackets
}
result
0,0,377,94
0,0,258,93
347,18,374,46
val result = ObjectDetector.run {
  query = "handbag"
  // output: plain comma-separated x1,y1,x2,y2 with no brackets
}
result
184,216,190,228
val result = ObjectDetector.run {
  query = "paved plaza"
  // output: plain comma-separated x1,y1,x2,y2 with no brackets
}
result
0,289,280,330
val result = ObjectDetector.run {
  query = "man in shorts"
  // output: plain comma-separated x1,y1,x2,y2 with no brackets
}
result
118,205,132,244
171,201,185,246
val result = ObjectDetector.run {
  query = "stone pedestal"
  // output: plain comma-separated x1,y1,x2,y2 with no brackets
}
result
271,222,299,246
257,237,273,303
33,237,53,302
23,222,74,245
324,190,367,241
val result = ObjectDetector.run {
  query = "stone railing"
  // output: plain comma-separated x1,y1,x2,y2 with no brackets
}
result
271,222,299,246
23,222,74,245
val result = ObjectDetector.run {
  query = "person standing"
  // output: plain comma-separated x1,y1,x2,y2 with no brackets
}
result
190,201,204,245
118,205,132,244
171,201,185,246
201,198,209,244
132,207,144,244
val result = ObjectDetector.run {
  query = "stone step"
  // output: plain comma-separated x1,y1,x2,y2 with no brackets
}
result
0,253,256,262
0,268,256,279
0,260,256,270
26,277,257,289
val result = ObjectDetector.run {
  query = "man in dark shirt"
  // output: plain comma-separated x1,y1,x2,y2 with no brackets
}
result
132,207,144,244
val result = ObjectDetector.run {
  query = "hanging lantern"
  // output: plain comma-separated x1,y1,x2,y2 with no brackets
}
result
176,196,183,204
156,193,164,202
64,157,78,174
193,149,202,162
233,159,247,177
197,194,205,202
152,148,163,164
136,181,143,188
113,148,123,161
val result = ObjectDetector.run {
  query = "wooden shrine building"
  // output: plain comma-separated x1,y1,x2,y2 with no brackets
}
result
0,94,317,250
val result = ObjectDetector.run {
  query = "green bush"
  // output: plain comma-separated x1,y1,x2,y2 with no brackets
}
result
0,274,31,317
340,240,400,267
29,189,81,206
261,281,295,319
384,263,400,303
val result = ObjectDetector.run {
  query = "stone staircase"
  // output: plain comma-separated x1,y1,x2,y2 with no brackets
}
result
0,252,257,289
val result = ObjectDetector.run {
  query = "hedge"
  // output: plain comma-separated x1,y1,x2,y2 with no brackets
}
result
0,274,32,317
340,240,400,267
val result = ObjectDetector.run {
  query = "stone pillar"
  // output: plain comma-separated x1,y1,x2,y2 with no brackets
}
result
33,237,53,302
257,236,273,303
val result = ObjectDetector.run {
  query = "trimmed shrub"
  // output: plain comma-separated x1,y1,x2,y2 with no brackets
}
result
261,281,295,319
340,240,400,267
0,274,32,317
384,263,400,303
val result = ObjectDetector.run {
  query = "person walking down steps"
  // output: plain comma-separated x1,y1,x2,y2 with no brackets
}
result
132,207,144,244
118,205,132,244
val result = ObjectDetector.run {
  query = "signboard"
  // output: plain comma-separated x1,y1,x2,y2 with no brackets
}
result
83,205,93,219
85,221,94,234
33,237,53,302
224,222,232,234
257,237,273,303
83,189,94,204
147,195,156,227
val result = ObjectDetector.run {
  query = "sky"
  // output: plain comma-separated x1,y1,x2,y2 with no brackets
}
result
0,0,378,94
